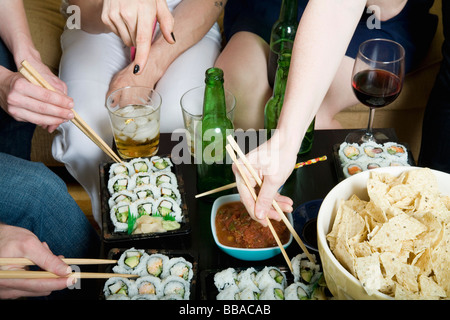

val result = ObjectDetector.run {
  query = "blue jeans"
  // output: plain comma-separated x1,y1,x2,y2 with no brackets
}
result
0,152,100,259
0,38,36,160
419,1,450,173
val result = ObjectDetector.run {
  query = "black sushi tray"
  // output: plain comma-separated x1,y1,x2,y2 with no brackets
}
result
100,248,198,300
99,155,191,244
332,141,416,182
199,266,293,300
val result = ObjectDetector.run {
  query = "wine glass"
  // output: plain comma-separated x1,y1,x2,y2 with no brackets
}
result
345,38,405,144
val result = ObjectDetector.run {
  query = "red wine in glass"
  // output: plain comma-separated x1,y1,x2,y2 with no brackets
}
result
352,69,402,108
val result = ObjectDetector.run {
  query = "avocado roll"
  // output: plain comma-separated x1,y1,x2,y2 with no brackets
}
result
113,248,148,275
284,282,310,300
291,253,320,284
129,172,153,189
129,157,151,174
110,202,132,232
109,162,133,178
239,287,260,300
161,275,190,300
150,156,173,172
131,198,156,217
259,283,284,300
155,197,182,222
256,266,286,291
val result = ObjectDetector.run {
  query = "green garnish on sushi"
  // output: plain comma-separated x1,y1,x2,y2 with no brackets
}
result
269,269,284,285
153,159,169,170
274,288,284,300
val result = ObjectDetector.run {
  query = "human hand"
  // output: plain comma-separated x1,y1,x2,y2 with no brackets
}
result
233,133,298,226
101,0,175,74
0,224,73,299
0,59,74,133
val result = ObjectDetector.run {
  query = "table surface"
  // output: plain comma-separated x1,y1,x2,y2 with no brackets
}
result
102,128,398,300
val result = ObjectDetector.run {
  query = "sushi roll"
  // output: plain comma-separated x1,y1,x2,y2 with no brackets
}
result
255,266,286,290
153,171,177,187
131,294,158,300
236,267,259,292
159,183,181,205
108,174,130,195
129,172,153,189
103,277,137,299
343,162,364,178
259,283,284,300
164,257,193,282
129,157,151,174
383,142,408,161
133,184,161,200
135,275,163,298
113,248,148,275
291,253,320,284
139,253,170,278
108,190,136,209
339,142,362,162
155,197,182,222
150,156,173,172
161,275,190,300
361,142,384,159
109,162,133,178
214,267,237,291
110,202,132,232
130,198,156,217
239,287,260,300
216,284,240,300
284,282,310,300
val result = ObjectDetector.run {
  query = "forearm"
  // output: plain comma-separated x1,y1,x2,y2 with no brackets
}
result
147,0,226,78
69,0,107,33
277,0,366,150
0,0,40,68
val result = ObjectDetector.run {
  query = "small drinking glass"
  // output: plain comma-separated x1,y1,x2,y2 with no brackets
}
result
106,86,162,159
345,38,405,144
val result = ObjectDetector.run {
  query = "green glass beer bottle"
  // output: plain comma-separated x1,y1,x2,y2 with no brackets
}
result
196,68,234,197
264,52,291,140
268,0,299,87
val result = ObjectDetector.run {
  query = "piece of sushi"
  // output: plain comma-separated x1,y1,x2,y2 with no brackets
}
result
163,257,193,282
291,253,320,284
214,268,237,291
343,162,364,178
383,142,408,161
339,142,362,162
153,171,177,187
155,197,182,222
110,202,131,232
150,156,173,172
284,282,310,300
216,284,240,300
129,157,151,174
108,190,136,209
103,277,137,299
130,294,158,300
361,142,384,159
130,198,156,217
159,183,181,205
236,267,259,292
135,275,163,298
259,283,284,300
108,173,130,195
139,253,170,278
255,266,286,290
161,275,190,300
129,172,153,189
109,162,133,178
133,184,161,200
113,248,148,275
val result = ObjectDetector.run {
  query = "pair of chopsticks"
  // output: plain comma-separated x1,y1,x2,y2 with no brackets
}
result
19,60,123,164
225,135,315,269
195,155,327,198
0,258,137,279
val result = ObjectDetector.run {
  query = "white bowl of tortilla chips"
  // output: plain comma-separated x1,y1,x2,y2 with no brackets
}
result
317,166,450,300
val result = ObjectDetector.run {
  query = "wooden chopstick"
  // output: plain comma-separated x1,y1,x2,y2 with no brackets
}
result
225,144,293,273
226,135,315,263
0,258,117,266
0,270,138,279
19,60,123,164
195,156,327,198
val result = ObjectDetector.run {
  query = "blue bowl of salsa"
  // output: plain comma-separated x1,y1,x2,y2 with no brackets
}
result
211,194,293,261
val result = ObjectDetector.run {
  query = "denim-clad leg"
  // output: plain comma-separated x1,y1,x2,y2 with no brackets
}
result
0,38,36,160
0,152,100,259
419,1,450,173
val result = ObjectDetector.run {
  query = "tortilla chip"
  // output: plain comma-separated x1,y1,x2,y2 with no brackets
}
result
418,274,446,299
354,253,383,296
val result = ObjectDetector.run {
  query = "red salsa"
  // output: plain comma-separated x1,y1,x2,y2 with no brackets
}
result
215,201,290,248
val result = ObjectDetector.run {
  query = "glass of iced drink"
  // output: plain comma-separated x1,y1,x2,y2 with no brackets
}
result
106,86,162,159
